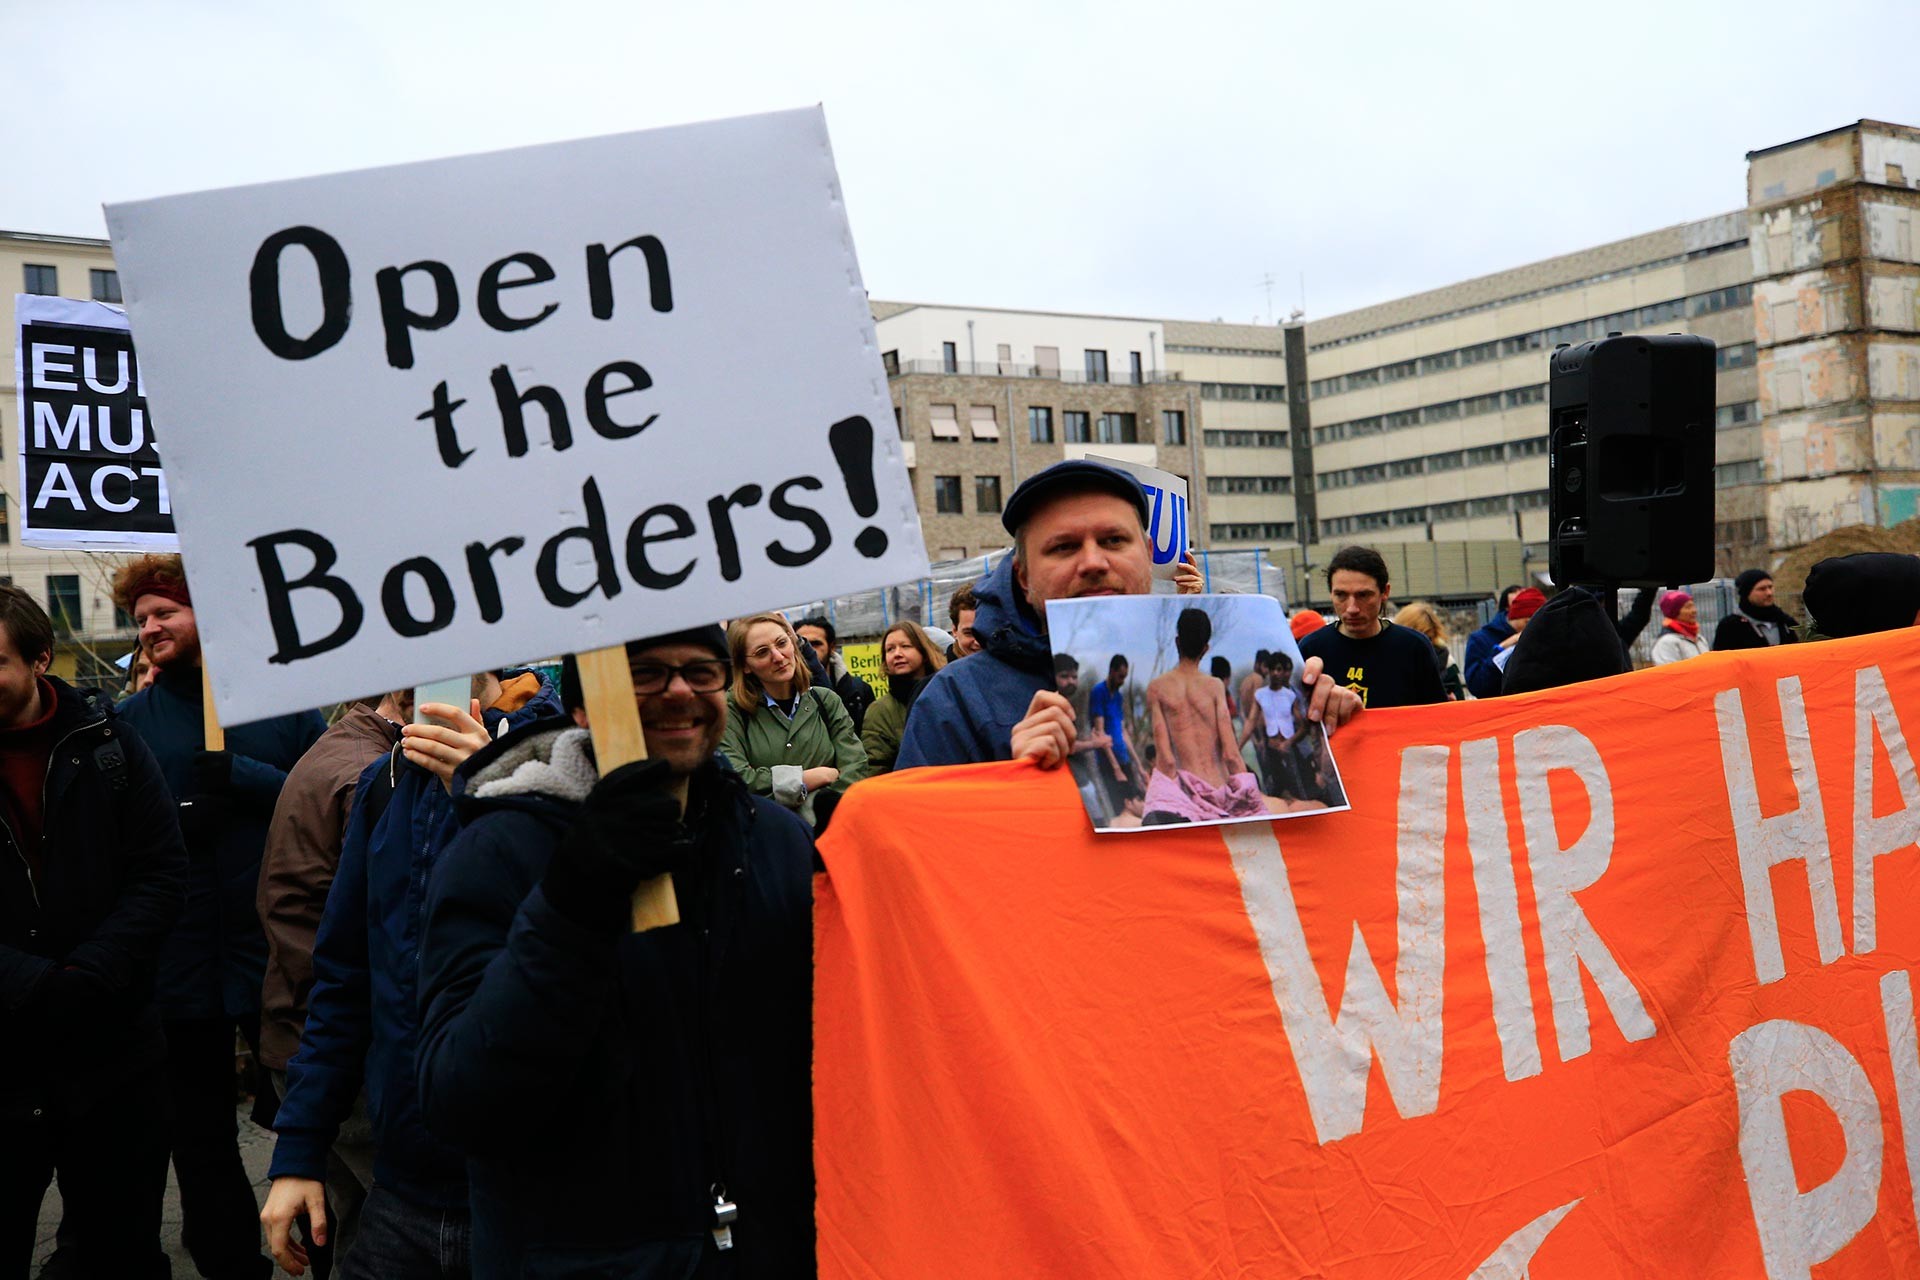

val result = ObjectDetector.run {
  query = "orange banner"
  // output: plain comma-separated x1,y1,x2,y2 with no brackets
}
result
815,631,1920,1278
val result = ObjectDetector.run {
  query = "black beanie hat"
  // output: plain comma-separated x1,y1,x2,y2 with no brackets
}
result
1803,553,1920,639
1734,569,1772,605
561,625,731,714
1501,588,1629,696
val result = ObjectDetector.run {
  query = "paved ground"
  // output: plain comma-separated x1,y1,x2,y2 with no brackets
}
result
33,1105,298,1278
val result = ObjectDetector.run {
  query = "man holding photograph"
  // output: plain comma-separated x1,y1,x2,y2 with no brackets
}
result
897,461,1362,769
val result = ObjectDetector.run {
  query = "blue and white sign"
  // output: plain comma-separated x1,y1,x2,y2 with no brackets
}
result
1088,454,1188,580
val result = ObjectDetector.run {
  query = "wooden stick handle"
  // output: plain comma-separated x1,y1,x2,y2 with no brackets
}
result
201,665,225,752
574,644,680,932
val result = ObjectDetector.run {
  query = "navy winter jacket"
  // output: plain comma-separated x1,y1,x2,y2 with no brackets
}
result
417,726,816,1278
269,681,564,1209
119,667,326,1019
0,678,185,1104
1463,612,1514,701
895,556,1053,768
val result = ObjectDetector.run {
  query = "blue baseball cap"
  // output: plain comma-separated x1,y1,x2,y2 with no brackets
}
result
1000,460,1150,536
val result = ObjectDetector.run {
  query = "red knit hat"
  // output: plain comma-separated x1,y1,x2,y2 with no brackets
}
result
1507,587,1547,622
1290,610,1325,642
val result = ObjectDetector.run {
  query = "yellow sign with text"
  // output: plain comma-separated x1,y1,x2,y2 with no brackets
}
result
842,642,886,698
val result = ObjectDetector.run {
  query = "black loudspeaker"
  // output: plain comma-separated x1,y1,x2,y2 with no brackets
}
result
1548,333,1717,587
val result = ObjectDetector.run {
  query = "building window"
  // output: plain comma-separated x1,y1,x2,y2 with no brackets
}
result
1715,401,1758,428
893,406,905,439
882,349,900,376
975,476,1003,514
941,342,958,373
933,475,963,513
0,494,9,543
1130,351,1144,384
929,403,961,440
114,599,134,629
1064,410,1092,444
1084,350,1109,384
1202,429,1287,448
23,264,57,296
1028,406,1054,443
1096,412,1138,444
47,575,81,634
968,405,1000,441
1716,342,1756,370
90,269,121,303
1162,410,1187,445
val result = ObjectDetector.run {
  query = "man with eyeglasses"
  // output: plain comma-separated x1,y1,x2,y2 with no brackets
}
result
415,625,816,1278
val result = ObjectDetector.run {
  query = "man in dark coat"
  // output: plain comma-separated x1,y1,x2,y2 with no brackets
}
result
1712,569,1801,650
114,554,326,1280
263,674,562,1277
416,627,816,1278
1802,552,1920,638
0,585,185,1278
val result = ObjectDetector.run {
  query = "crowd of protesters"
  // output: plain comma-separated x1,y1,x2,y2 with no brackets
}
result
4,455,1912,1279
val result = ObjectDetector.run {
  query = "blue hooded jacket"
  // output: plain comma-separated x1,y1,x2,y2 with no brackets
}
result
268,676,564,1208
1462,611,1514,700
895,555,1054,768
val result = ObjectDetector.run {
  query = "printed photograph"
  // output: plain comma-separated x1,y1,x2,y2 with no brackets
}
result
1044,593,1350,833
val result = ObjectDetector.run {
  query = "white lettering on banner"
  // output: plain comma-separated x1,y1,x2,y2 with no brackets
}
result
1512,726,1655,1061
1853,665,1920,955
1731,1018,1884,1280
1883,970,1920,1236
33,465,83,510
1460,737,1543,1082
1715,677,1845,984
29,343,76,391
1224,745,1448,1144
96,407,148,454
82,347,129,396
33,402,90,451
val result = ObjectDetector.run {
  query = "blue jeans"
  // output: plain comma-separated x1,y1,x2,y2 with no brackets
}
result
337,1186,469,1280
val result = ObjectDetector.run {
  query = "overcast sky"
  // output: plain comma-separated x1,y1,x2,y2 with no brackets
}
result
13,1,1917,324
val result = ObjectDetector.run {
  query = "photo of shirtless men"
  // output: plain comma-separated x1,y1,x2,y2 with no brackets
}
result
1045,594,1349,833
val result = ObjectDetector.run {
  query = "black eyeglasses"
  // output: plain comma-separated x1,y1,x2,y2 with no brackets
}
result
631,660,731,695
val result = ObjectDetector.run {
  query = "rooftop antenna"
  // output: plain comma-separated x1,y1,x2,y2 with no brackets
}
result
1257,272,1277,324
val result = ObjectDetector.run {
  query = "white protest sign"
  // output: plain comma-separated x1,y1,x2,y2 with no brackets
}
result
1087,454,1188,580
105,108,927,724
12,295,177,550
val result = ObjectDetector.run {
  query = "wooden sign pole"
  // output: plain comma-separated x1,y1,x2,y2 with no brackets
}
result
574,645,681,932
201,665,224,751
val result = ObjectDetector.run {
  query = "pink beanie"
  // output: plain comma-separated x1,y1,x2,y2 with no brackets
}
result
1659,590,1692,620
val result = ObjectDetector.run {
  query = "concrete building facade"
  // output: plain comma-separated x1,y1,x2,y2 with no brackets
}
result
0,230,139,682
1745,122,1920,546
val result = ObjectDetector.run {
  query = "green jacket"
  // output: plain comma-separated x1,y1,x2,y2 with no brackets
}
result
721,686,867,826
861,693,911,775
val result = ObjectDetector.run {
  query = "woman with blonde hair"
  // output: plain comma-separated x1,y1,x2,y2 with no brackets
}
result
1393,600,1463,700
862,620,948,773
721,611,867,827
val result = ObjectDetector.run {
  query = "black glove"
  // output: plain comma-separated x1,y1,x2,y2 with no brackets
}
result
542,759,690,931
176,794,227,848
189,750,234,795
34,967,116,1033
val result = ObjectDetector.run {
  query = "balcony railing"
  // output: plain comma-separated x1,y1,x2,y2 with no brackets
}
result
888,359,1183,385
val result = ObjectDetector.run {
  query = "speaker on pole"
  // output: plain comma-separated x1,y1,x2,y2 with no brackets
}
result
1548,333,1717,588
